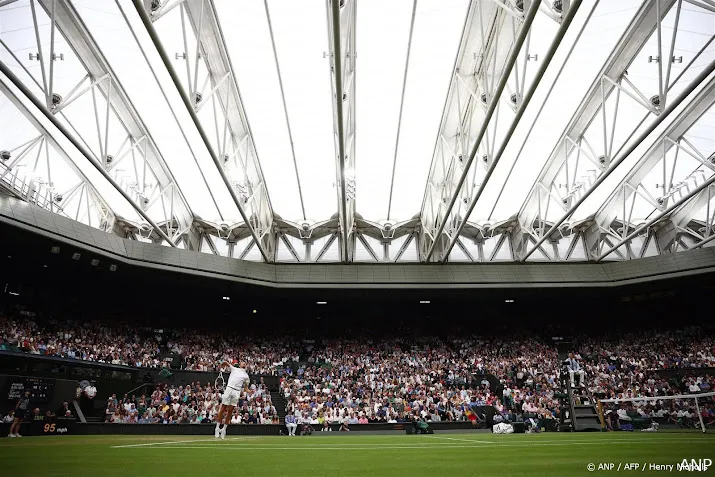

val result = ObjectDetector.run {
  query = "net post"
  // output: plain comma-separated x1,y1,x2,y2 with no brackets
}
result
695,396,706,434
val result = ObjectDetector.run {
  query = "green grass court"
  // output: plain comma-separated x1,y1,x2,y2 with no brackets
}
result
0,432,713,476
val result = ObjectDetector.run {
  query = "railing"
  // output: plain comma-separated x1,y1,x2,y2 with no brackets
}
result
0,161,60,212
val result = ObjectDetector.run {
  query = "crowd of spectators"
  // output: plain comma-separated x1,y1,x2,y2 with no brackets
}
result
169,330,299,375
102,379,279,425
2,315,713,429
574,328,714,403
603,396,715,431
0,316,297,375
596,371,715,430
279,337,563,428
0,316,165,368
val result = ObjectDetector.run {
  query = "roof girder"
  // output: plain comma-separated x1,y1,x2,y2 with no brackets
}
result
133,0,275,261
33,0,193,243
516,0,679,258
0,61,176,245
521,57,715,260
185,1,277,257
178,0,276,223
520,5,715,260
419,0,544,262
586,74,715,259
326,0,356,263
0,80,117,232
440,0,585,262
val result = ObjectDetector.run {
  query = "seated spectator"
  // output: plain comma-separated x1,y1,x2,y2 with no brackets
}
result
56,402,72,418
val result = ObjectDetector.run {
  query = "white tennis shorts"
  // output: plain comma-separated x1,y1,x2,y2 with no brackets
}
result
221,387,240,406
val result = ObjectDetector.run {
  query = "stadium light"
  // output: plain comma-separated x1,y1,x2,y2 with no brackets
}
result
505,299,515,303
316,301,327,305
72,253,81,260
51,246,60,254
91,259,99,266
420,300,430,304
222,296,230,300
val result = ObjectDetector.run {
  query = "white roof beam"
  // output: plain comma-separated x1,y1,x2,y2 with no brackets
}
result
597,173,715,260
326,0,356,263
524,59,715,260
0,62,176,245
518,0,682,260
590,76,715,242
34,0,193,244
178,0,276,223
180,0,276,257
0,83,116,231
419,0,542,262
132,0,275,261
440,0,585,262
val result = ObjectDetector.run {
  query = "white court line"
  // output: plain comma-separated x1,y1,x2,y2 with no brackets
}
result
111,434,715,450
111,437,254,449
422,437,713,446
125,445,485,450
429,436,492,443
113,442,478,450
114,438,714,451
155,437,712,446
112,439,216,448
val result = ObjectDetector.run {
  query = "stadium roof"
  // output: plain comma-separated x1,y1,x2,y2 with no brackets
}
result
0,0,714,264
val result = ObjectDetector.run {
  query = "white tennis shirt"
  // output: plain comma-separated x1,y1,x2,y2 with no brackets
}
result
226,365,249,391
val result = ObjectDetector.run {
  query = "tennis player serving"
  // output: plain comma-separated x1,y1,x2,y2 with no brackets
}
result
214,359,249,439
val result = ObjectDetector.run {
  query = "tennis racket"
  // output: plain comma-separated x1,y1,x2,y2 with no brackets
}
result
215,371,225,391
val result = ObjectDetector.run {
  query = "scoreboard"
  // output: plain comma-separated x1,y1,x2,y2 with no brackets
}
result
0,376,76,436
6,376,55,404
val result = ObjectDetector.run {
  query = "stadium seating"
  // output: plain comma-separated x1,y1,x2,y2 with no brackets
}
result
1,314,713,428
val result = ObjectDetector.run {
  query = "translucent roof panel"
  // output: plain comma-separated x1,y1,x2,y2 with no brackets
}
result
213,0,336,224
392,0,471,223
262,0,337,223
1,0,714,262
355,0,413,223
356,0,469,223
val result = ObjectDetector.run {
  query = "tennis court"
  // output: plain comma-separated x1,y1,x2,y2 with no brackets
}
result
1,432,713,476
